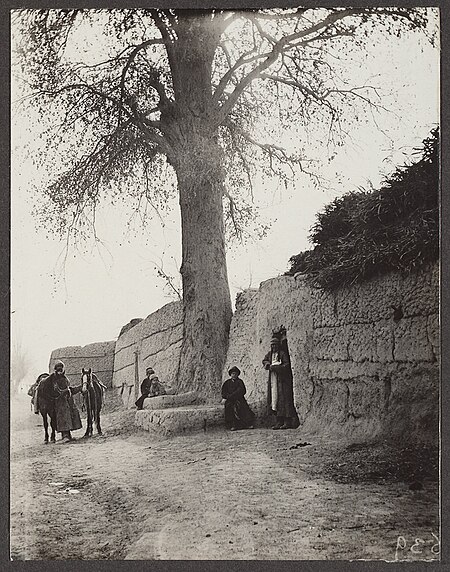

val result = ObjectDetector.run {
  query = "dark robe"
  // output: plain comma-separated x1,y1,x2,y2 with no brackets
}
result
221,377,255,429
263,348,298,421
46,372,82,433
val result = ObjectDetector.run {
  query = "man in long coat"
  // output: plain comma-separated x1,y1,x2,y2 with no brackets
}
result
263,337,299,429
46,360,82,442
221,366,255,430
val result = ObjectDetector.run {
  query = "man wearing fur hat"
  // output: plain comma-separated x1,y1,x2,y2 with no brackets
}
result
46,360,83,442
263,336,299,430
221,366,255,431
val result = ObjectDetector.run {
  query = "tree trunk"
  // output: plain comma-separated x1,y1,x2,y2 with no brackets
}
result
174,139,232,400
161,14,233,400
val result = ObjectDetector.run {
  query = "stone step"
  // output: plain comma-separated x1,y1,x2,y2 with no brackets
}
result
142,391,198,411
135,404,224,438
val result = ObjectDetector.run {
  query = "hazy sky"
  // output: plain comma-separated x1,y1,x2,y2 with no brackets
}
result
11,9,439,382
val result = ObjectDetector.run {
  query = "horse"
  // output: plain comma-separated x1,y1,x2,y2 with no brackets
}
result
81,368,105,437
34,373,58,444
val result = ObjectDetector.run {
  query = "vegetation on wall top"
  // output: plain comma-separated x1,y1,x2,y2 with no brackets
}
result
287,128,439,289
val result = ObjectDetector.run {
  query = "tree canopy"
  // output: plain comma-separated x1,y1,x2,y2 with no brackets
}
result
14,7,432,242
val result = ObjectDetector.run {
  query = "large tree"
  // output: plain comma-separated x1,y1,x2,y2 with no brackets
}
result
13,7,432,399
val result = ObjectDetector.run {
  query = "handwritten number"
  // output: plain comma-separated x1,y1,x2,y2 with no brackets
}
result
395,533,439,559
431,532,440,555
395,536,407,560
410,538,425,554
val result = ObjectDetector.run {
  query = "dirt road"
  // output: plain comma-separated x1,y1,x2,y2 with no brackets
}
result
10,394,439,561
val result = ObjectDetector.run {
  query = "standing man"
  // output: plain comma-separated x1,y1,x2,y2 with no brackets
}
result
47,360,83,442
263,335,299,430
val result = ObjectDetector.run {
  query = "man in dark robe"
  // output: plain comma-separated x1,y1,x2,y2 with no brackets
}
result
221,366,255,431
135,368,167,409
263,336,299,430
46,360,82,442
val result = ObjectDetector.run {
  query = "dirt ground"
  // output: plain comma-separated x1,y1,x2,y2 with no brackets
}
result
10,393,439,561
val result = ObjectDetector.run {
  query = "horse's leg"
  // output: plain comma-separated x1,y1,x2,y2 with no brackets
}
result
50,410,56,443
84,393,92,437
42,413,49,444
96,408,102,435
90,403,95,436
90,389,96,436
83,394,89,437
84,407,90,437
95,387,102,435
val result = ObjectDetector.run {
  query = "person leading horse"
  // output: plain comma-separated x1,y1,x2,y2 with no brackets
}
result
46,360,83,442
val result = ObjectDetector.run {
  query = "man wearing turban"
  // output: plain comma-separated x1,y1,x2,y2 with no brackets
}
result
263,336,299,430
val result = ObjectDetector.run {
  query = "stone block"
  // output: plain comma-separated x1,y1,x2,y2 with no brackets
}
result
373,321,395,363
142,391,198,410
393,316,435,362
309,359,386,381
345,322,394,363
402,264,439,316
313,326,349,361
135,405,225,438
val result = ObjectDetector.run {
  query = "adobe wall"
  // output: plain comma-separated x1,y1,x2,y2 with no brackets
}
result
48,263,439,442
112,302,183,408
224,263,439,444
49,341,116,387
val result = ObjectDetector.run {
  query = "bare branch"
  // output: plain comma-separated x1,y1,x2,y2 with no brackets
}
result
215,8,364,124
213,47,267,104
118,38,166,122
241,8,310,22
153,258,182,300
223,187,243,240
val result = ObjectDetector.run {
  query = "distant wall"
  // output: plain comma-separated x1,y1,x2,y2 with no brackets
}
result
112,302,183,408
49,341,116,387
224,263,439,444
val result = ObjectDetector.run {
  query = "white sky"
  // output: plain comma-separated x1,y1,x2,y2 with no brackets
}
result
10,10,440,381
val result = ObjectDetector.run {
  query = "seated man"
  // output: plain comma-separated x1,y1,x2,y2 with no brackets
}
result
221,366,255,431
135,368,167,410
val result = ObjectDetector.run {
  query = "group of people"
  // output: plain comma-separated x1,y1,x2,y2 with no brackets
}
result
221,333,299,431
134,333,299,432
134,367,174,409
35,332,298,438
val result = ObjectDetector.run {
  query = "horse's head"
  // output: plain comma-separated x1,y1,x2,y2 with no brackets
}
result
81,368,92,393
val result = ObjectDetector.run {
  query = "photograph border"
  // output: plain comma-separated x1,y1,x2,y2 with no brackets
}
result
2,0,448,570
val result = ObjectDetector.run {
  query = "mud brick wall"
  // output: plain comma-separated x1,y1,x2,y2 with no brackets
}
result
223,289,260,408
112,302,183,408
224,263,439,443
49,341,116,387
